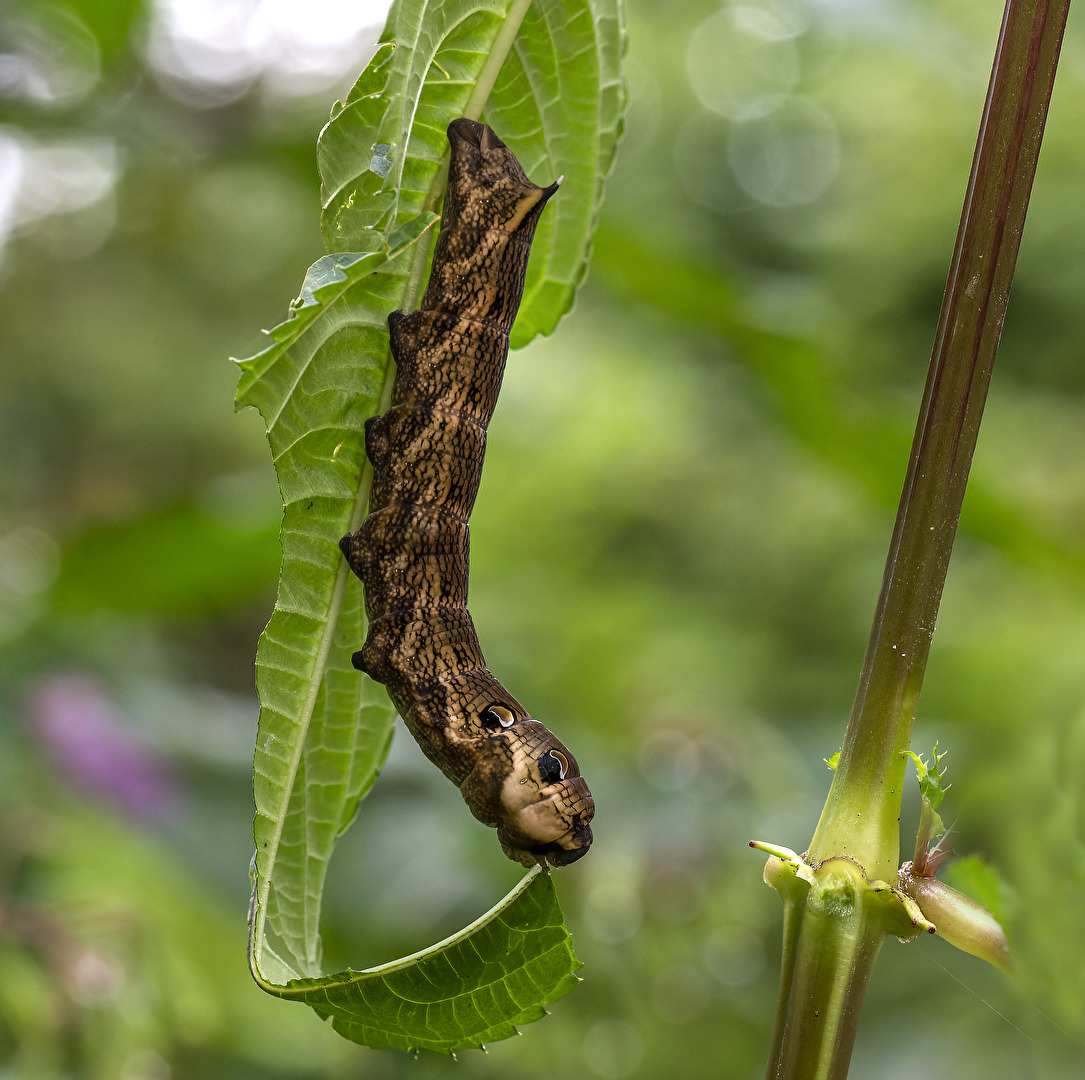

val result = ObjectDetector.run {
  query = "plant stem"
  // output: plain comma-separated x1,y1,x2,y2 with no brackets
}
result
763,857,887,1080
764,2,1072,1076
808,0,1071,883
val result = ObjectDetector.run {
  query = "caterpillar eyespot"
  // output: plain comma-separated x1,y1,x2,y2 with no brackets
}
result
539,750,568,785
339,118,595,869
481,705,516,731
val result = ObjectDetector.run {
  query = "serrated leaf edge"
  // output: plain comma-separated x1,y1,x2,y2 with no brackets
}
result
242,216,438,979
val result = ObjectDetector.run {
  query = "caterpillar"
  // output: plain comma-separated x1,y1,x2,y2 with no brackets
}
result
339,119,595,868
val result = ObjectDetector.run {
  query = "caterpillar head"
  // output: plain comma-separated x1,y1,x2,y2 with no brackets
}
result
468,706,595,868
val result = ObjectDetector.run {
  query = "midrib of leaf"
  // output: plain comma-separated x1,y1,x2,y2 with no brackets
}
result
464,0,532,118
253,565,348,976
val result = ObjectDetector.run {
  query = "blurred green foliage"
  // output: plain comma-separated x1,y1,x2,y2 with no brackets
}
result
1,0,1084,1077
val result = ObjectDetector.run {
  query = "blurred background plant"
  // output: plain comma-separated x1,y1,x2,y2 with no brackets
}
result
1,0,1083,1077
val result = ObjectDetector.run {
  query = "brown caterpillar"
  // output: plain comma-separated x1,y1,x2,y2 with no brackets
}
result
339,119,594,868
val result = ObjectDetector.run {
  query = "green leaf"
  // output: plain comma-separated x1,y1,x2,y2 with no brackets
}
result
905,743,950,811
236,0,624,1052
318,0,626,347
905,744,949,859
485,0,627,346
257,867,582,1054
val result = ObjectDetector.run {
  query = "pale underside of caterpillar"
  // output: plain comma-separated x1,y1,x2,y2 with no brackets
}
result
339,118,594,868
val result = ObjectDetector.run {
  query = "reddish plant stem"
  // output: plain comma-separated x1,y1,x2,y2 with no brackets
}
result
766,3,1073,1077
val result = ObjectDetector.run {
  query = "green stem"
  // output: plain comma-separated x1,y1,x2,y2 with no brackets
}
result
765,865,884,1080
808,0,1071,882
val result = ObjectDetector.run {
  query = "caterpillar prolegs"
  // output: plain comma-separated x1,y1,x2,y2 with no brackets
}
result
339,119,595,868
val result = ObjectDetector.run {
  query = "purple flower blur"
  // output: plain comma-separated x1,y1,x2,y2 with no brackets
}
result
28,674,183,822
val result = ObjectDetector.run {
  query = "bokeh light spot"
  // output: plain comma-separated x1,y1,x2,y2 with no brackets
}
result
687,3,806,120
727,95,840,206
582,1020,644,1079
145,0,394,103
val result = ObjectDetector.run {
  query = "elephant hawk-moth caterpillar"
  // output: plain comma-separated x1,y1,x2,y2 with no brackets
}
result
339,118,595,868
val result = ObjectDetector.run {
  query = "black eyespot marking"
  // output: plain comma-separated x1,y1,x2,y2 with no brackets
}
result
538,750,566,785
481,705,516,730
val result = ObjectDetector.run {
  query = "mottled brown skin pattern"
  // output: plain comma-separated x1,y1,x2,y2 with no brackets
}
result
339,119,594,868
